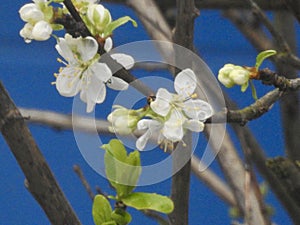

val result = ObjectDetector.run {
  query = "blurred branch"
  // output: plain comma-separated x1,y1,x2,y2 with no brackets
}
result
191,156,236,206
266,157,300,208
281,0,300,24
0,82,82,225
223,9,273,51
273,11,300,161
19,108,111,134
106,0,287,10
227,104,300,224
127,0,174,62
224,9,300,70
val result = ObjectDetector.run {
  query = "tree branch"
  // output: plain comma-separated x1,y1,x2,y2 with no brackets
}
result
0,82,82,225
167,1,198,225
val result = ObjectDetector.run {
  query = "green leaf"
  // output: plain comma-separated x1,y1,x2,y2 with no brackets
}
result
121,192,174,214
104,16,137,36
51,24,64,31
250,80,258,100
92,195,114,225
102,139,141,198
255,50,277,69
111,208,132,225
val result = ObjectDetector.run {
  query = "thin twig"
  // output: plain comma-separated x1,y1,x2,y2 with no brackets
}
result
73,164,95,201
143,210,170,225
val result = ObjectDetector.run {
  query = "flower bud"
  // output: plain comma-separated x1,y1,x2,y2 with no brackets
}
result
20,23,34,43
218,64,250,91
107,106,139,135
32,20,52,41
229,67,250,85
19,3,44,22
87,4,112,34
218,64,235,88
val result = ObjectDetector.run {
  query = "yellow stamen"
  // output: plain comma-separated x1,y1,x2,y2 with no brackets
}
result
191,93,197,98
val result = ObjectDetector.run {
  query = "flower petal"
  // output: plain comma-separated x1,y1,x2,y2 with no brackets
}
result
183,99,213,120
174,68,197,97
20,23,34,42
32,20,52,41
55,37,76,63
104,37,113,52
77,36,98,62
184,120,204,132
136,130,151,151
56,67,81,97
111,53,135,70
229,68,249,85
136,119,162,151
137,119,161,130
150,88,172,117
81,69,107,112
19,3,44,22
91,62,112,82
162,110,184,142
107,77,129,90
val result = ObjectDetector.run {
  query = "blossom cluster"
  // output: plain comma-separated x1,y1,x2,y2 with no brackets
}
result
19,0,56,42
19,0,214,151
19,0,136,112
108,69,213,151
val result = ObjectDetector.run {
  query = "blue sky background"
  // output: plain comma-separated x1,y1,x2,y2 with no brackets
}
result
0,1,297,224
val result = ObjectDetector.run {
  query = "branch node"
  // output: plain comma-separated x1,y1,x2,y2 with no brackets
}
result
0,109,29,131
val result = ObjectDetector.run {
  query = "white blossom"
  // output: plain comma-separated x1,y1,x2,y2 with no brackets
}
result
135,69,212,151
151,69,213,121
136,110,205,151
54,34,134,113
